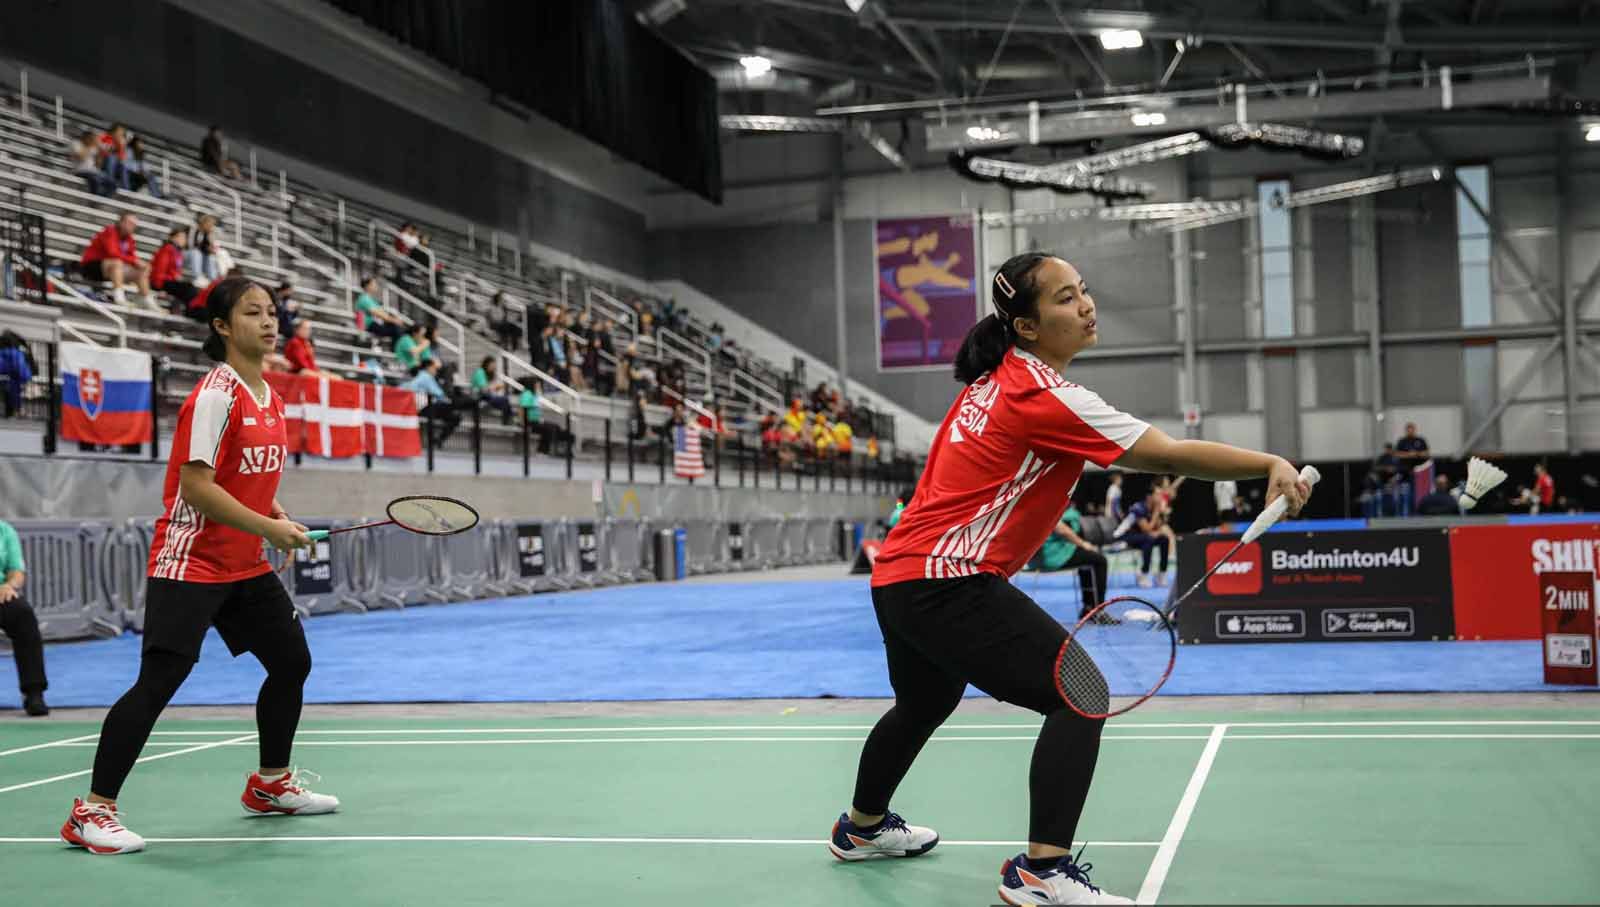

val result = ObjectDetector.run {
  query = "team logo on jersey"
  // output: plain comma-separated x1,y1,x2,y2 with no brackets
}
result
238,444,286,476
78,369,103,420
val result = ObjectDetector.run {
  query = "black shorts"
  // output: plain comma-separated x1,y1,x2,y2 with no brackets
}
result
81,259,114,282
142,571,301,661
871,573,1067,716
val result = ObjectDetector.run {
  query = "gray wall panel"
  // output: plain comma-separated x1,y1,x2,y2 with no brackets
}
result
1377,182,1461,332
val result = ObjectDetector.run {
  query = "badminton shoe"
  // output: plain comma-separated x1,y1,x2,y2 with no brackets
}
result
828,811,939,861
241,768,340,816
998,852,1132,905
60,799,146,855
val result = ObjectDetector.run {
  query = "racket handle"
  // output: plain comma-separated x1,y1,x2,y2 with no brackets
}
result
306,529,330,542
1240,465,1321,544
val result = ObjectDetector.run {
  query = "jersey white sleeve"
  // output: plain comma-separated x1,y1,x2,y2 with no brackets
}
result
187,387,234,467
1036,385,1150,467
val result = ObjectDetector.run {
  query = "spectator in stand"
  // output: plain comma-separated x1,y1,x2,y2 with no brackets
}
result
98,123,131,190
186,213,222,283
1363,442,1404,517
404,358,459,448
282,320,320,375
0,517,50,716
70,130,114,197
124,137,161,198
486,292,521,352
1417,474,1458,516
148,227,198,314
1104,471,1125,521
0,332,35,419
274,282,299,336
471,357,513,424
1037,496,1110,620
200,125,242,180
1513,463,1556,514
1116,488,1171,589
1212,478,1238,525
614,348,633,399
546,324,568,376
784,397,807,437
1153,475,1184,565
524,303,549,359
1395,422,1430,465
565,335,587,391
628,390,650,442
356,276,406,343
80,213,153,308
394,322,432,371
831,416,855,456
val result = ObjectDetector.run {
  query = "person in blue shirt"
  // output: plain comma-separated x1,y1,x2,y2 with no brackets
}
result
1114,489,1169,588
402,359,459,447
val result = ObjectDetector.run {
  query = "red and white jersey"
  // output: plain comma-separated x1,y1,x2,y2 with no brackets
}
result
149,365,288,583
872,348,1149,587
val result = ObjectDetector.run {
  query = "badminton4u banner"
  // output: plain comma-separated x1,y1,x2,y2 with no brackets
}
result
265,373,420,459
59,342,152,446
1174,529,1457,643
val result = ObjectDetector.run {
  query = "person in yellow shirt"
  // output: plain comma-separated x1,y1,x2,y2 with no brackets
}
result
813,412,834,456
784,398,807,435
831,419,854,455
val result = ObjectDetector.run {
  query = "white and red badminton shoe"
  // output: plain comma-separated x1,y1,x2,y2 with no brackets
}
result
241,768,340,816
60,798,146,855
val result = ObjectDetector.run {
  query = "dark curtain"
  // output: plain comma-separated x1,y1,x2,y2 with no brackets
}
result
327,0,722,202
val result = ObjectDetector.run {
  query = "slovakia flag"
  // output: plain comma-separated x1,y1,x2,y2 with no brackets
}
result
60,342,152,446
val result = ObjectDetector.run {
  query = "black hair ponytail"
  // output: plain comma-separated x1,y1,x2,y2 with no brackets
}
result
953,251,1053,384
202,276,275,362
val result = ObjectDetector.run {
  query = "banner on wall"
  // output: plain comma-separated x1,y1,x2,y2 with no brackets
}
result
1449,523,1600,641
265,373,420,459
1174,529,1456,644
875,215,978,370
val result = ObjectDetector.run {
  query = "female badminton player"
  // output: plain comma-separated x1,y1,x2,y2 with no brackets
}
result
61,277,338,856
828,252,1309,905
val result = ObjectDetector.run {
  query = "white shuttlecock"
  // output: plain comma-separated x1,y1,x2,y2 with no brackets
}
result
1458,456,1508,512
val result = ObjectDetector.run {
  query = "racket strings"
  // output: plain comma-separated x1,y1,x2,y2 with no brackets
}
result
1055,597,1177,718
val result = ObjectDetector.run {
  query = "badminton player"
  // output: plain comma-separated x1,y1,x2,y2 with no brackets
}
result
61,277,338,856
828,253,1308,905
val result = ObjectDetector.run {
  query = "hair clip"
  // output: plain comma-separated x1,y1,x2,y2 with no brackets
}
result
995,272,1016,299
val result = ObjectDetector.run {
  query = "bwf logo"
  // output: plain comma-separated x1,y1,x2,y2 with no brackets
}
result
238,445,286,476
1207,541,1262,596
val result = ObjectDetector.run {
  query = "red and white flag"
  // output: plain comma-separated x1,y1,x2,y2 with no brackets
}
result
362,382,422,458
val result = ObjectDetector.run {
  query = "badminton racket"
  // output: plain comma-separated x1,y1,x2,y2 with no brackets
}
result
273,496,480,576
1053,465,1320,719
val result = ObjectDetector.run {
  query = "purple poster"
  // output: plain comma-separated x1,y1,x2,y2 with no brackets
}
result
875,215,978,370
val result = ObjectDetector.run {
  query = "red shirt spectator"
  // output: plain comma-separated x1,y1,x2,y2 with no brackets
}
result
98,124,129,162
187,278,218,318
81,222,140,268
150,241,183,289
283,333,317,374
1536,470,1555,507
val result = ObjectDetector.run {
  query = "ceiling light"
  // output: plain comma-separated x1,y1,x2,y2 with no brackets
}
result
1097,29,1144,51
1586,124,1600,142
739,55,772,77
1130,111,1167,127
844,0,868,11
966,125,1003,141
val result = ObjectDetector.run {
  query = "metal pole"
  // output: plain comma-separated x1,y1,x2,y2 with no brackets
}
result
271,223,279,270
18,71,26,118
832,183,850,401
54,96,63,139
1558,132,1578,455
337,199,345,248
565,412,574,479
659,430,666,484
491,231,499,264
472,401,482,475
604,416,612,481
521,408,531,477
468,224,475,251
628,422,635,482
424,408,434,473
713,430,721,487
250,149,258,189
738,438,746,488
149,355,159,461
43,340,57,455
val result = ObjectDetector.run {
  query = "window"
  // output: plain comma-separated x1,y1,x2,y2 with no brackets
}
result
1258,179,1294,338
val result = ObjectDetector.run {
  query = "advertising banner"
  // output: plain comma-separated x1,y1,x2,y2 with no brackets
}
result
1175,529,1456,643
1448,523,1600,640
875,215,978,370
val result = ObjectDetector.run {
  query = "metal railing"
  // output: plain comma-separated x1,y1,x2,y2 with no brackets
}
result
657,326,712,393
272,220,354,312
732,369,786,415
585,285,639,337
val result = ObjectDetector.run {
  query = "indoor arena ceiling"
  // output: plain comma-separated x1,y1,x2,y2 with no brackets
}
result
637,0,1600,157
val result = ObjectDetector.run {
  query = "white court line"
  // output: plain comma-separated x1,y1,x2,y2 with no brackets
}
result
0,734,257,795
0,734,98,758
1138,724,1227,906
54,734,1210,747
1227,733,1600,740
0,833,1161,847
137,718,1600,737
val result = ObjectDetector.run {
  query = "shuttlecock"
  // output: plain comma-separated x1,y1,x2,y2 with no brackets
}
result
1459,456,1508,512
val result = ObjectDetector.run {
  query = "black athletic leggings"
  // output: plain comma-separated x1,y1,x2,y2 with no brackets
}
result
853,574,1104,848
90,610,311,800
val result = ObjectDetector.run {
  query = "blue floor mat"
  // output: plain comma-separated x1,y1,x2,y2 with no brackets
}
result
1,573,1589,709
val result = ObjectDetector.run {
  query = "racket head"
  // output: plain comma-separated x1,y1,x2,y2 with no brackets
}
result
1053,595,1178,719
385,495,481,536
